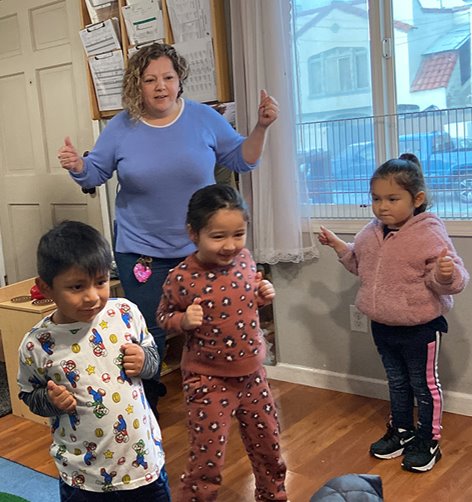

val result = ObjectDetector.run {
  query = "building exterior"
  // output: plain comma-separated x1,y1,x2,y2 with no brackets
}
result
294,0,471,122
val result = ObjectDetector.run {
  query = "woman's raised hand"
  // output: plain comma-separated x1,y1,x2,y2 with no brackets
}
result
257,89,279,128
57,136,84,174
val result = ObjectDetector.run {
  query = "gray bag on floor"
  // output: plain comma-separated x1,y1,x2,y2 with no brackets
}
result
310,474,383,501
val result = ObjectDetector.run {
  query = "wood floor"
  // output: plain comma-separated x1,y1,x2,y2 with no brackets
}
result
2,371,472,501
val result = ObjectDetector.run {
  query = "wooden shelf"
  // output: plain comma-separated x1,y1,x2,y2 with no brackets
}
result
0,279,53,425
161,333,184,376
80,0,232,120
160,362,180,376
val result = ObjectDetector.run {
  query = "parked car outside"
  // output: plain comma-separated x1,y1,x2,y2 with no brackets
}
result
428,147,472,203
324,131,472,203
298,149,333,203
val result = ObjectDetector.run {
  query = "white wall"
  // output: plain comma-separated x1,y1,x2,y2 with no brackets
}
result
267,232,472,416
410,88,448,110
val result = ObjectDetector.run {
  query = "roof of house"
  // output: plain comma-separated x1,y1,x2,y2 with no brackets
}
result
411,51,458,91
394,20,415,32
419,0,469,10
425,25,470,53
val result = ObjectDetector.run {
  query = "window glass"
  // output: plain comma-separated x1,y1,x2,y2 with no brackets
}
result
294,0,472,218
392,1,472,216
293,0,374,216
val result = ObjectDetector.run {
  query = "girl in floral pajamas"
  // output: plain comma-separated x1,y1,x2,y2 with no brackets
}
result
158,184,288,501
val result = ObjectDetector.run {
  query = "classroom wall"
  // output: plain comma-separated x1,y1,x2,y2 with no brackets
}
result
267,233,472,416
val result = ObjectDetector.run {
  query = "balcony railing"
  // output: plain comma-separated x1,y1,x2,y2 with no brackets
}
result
297,107,472,219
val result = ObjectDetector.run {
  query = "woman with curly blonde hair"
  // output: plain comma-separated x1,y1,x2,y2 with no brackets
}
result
122,43,189,121
57,42,279,418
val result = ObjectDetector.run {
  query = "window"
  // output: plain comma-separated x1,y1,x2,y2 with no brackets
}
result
293,0,472,220
308,48,369,97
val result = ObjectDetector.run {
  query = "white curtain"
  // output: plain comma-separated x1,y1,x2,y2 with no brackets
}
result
230,0,318,264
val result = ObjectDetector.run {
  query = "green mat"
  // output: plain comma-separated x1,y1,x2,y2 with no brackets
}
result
0,494,29,502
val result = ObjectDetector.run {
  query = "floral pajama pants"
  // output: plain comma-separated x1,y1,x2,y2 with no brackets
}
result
179,367,287,501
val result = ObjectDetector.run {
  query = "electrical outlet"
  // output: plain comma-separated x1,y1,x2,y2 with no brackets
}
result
349,305,368,333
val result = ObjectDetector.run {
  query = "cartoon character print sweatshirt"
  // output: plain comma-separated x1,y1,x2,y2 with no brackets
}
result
339,212,469,326
17,299,165,492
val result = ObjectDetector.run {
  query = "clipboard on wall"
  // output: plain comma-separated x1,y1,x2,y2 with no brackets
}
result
85,0,119,24
80,18,121,56
88,49,125,112
122,0,165,45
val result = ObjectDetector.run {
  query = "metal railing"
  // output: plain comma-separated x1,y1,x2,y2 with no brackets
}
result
297,107,472,219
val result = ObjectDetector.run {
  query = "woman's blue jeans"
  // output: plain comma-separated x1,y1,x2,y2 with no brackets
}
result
114,252,184,411
371,321,444,440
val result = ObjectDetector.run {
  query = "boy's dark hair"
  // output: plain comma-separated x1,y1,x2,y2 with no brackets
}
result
37,221,112,286
370,152,430,214
186,184,249,233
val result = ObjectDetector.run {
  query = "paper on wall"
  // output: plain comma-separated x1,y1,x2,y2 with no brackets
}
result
173,36,217,103
122,0,165,46
89,0,116,6
88,49,125,111
166,0,212,43
128,40,165,58
85,0,120,24
80,18,121,56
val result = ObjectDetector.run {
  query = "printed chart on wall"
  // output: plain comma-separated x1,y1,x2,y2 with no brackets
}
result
166,0,218,102
174,37,217,102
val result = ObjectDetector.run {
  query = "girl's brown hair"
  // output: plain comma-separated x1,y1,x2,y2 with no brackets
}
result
370,153,430,214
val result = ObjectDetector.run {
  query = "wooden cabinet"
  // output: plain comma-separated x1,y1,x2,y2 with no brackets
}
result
80,0,231,120
161,332,184,376
0,279,55,425
0,278,123,425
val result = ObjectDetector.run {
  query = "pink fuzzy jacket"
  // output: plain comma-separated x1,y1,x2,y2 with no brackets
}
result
339,212,469,326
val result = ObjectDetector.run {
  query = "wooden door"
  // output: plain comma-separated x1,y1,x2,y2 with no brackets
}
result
0,0,104,284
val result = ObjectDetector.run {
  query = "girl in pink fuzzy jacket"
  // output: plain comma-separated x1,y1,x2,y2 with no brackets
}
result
318,153,469,474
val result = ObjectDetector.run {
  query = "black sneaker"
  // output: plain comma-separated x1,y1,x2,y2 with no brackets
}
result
401,437,442,472
370,424,416,459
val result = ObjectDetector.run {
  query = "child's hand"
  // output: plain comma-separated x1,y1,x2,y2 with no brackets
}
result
47,380,76,414
121,342,145,377
436,247,454,283
318,225,349,256
181,298,203,330
256,271,275,306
